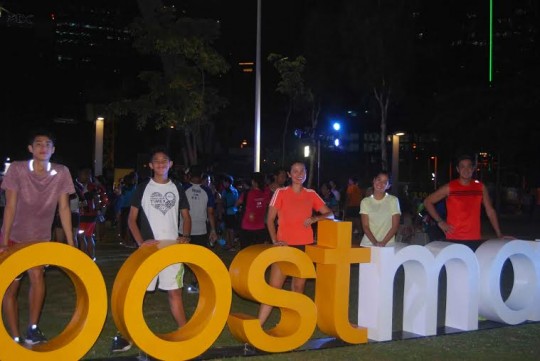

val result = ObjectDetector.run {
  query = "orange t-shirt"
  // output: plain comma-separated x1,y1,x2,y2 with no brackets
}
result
270,186,326,245
346,184,362,207
446,179,483,240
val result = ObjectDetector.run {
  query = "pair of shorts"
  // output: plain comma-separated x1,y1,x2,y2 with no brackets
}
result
79,222,96,237
147,263,185,291
345,206,360,218
189,234,209,247
240,228,269,249
446,239,483,252
223,214,237,229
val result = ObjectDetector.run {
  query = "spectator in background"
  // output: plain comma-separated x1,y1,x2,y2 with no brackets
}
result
221,174,239,251
75,168,109,260
320,182,339,216
344,176,363,240
117,171,138,248
236,172,271,249
268,168,287,194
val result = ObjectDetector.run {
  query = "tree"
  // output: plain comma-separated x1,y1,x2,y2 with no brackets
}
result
268,54,310,166
110,1,229,166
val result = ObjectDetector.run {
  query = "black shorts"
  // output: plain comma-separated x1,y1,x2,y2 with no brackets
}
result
240,228,269,249
189,234,209,247
223,214,237,229
345,206,360,218
446,239,483,251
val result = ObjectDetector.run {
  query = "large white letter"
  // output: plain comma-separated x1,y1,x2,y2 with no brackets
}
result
476,240,540,324
358,242,479,341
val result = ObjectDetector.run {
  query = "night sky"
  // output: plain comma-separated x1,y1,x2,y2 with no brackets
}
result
1,0,539,185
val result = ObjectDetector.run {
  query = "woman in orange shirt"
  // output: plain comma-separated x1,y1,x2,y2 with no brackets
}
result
258,161,334,325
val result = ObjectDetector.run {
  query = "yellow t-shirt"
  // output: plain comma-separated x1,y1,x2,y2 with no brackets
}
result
360,193,401,246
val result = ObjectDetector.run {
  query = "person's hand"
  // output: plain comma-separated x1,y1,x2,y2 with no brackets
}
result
272,240,287,246
304,216,319,227
177,236,190,244
209,231,218,243
437,220,454,234
140,240,159,247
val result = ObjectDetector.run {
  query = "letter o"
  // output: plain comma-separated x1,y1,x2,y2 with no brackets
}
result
0,242,107,361
477,240,540,324
111,243,232,360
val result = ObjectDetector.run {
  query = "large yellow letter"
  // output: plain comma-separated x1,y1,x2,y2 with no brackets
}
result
306,221,371,344
228,244,317,352
111,242,231,360
0,242,107,361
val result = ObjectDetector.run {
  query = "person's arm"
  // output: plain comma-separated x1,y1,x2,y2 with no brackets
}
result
128,206,150,246
423,184,453,234
207,207,218,242
235,192,244,207
58,193,74,246
379,214,401,246
361,213,380,246
266,206,285,246
304,204,334,227
179,209,191,244
482,185,504,238
0,189,17,251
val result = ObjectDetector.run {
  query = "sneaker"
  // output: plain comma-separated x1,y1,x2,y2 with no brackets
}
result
14,336,23,344
25,325,47,345
187,283,199,294
111,333,132,353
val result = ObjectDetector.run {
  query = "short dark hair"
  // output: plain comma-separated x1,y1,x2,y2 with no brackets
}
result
223,174,233,184
251,172,265,188
149,146,171,161
189,164,204,178
28,128,56,146
372,170,390,181
457,154,475,166
289,161,307,172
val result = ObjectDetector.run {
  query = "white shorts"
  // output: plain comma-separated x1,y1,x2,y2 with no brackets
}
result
147,263,184,291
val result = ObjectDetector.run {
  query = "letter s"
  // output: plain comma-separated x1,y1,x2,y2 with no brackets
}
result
227,245,317,352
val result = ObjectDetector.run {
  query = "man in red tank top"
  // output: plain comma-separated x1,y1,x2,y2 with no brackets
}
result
424,155,507,250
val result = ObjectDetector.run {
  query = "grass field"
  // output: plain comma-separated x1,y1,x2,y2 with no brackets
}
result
7,219,540,360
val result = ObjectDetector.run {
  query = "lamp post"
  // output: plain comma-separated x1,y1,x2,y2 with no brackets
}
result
253,0,262,172
430,156,438,189
391,132,404,194
94,117,104,177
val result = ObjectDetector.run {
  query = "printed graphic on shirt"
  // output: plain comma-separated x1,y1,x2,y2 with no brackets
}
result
151,191,177,215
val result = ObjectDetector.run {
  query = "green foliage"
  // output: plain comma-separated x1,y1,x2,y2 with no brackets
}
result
110,7,229,131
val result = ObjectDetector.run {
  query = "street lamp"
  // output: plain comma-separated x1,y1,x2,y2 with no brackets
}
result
94,117,104,177
391,132,405,194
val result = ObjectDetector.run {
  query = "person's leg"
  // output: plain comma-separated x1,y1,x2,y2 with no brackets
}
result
27,266,46,327
167,288,187,328
53,227,66,243
258,264,287,325
291,277,307,294
2,279,21,338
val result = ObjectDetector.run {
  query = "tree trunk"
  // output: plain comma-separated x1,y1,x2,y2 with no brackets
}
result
281,99,293,166
374,87,389,171
307,101,321,189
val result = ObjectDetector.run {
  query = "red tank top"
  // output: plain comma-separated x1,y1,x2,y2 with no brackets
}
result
446,179,483,241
